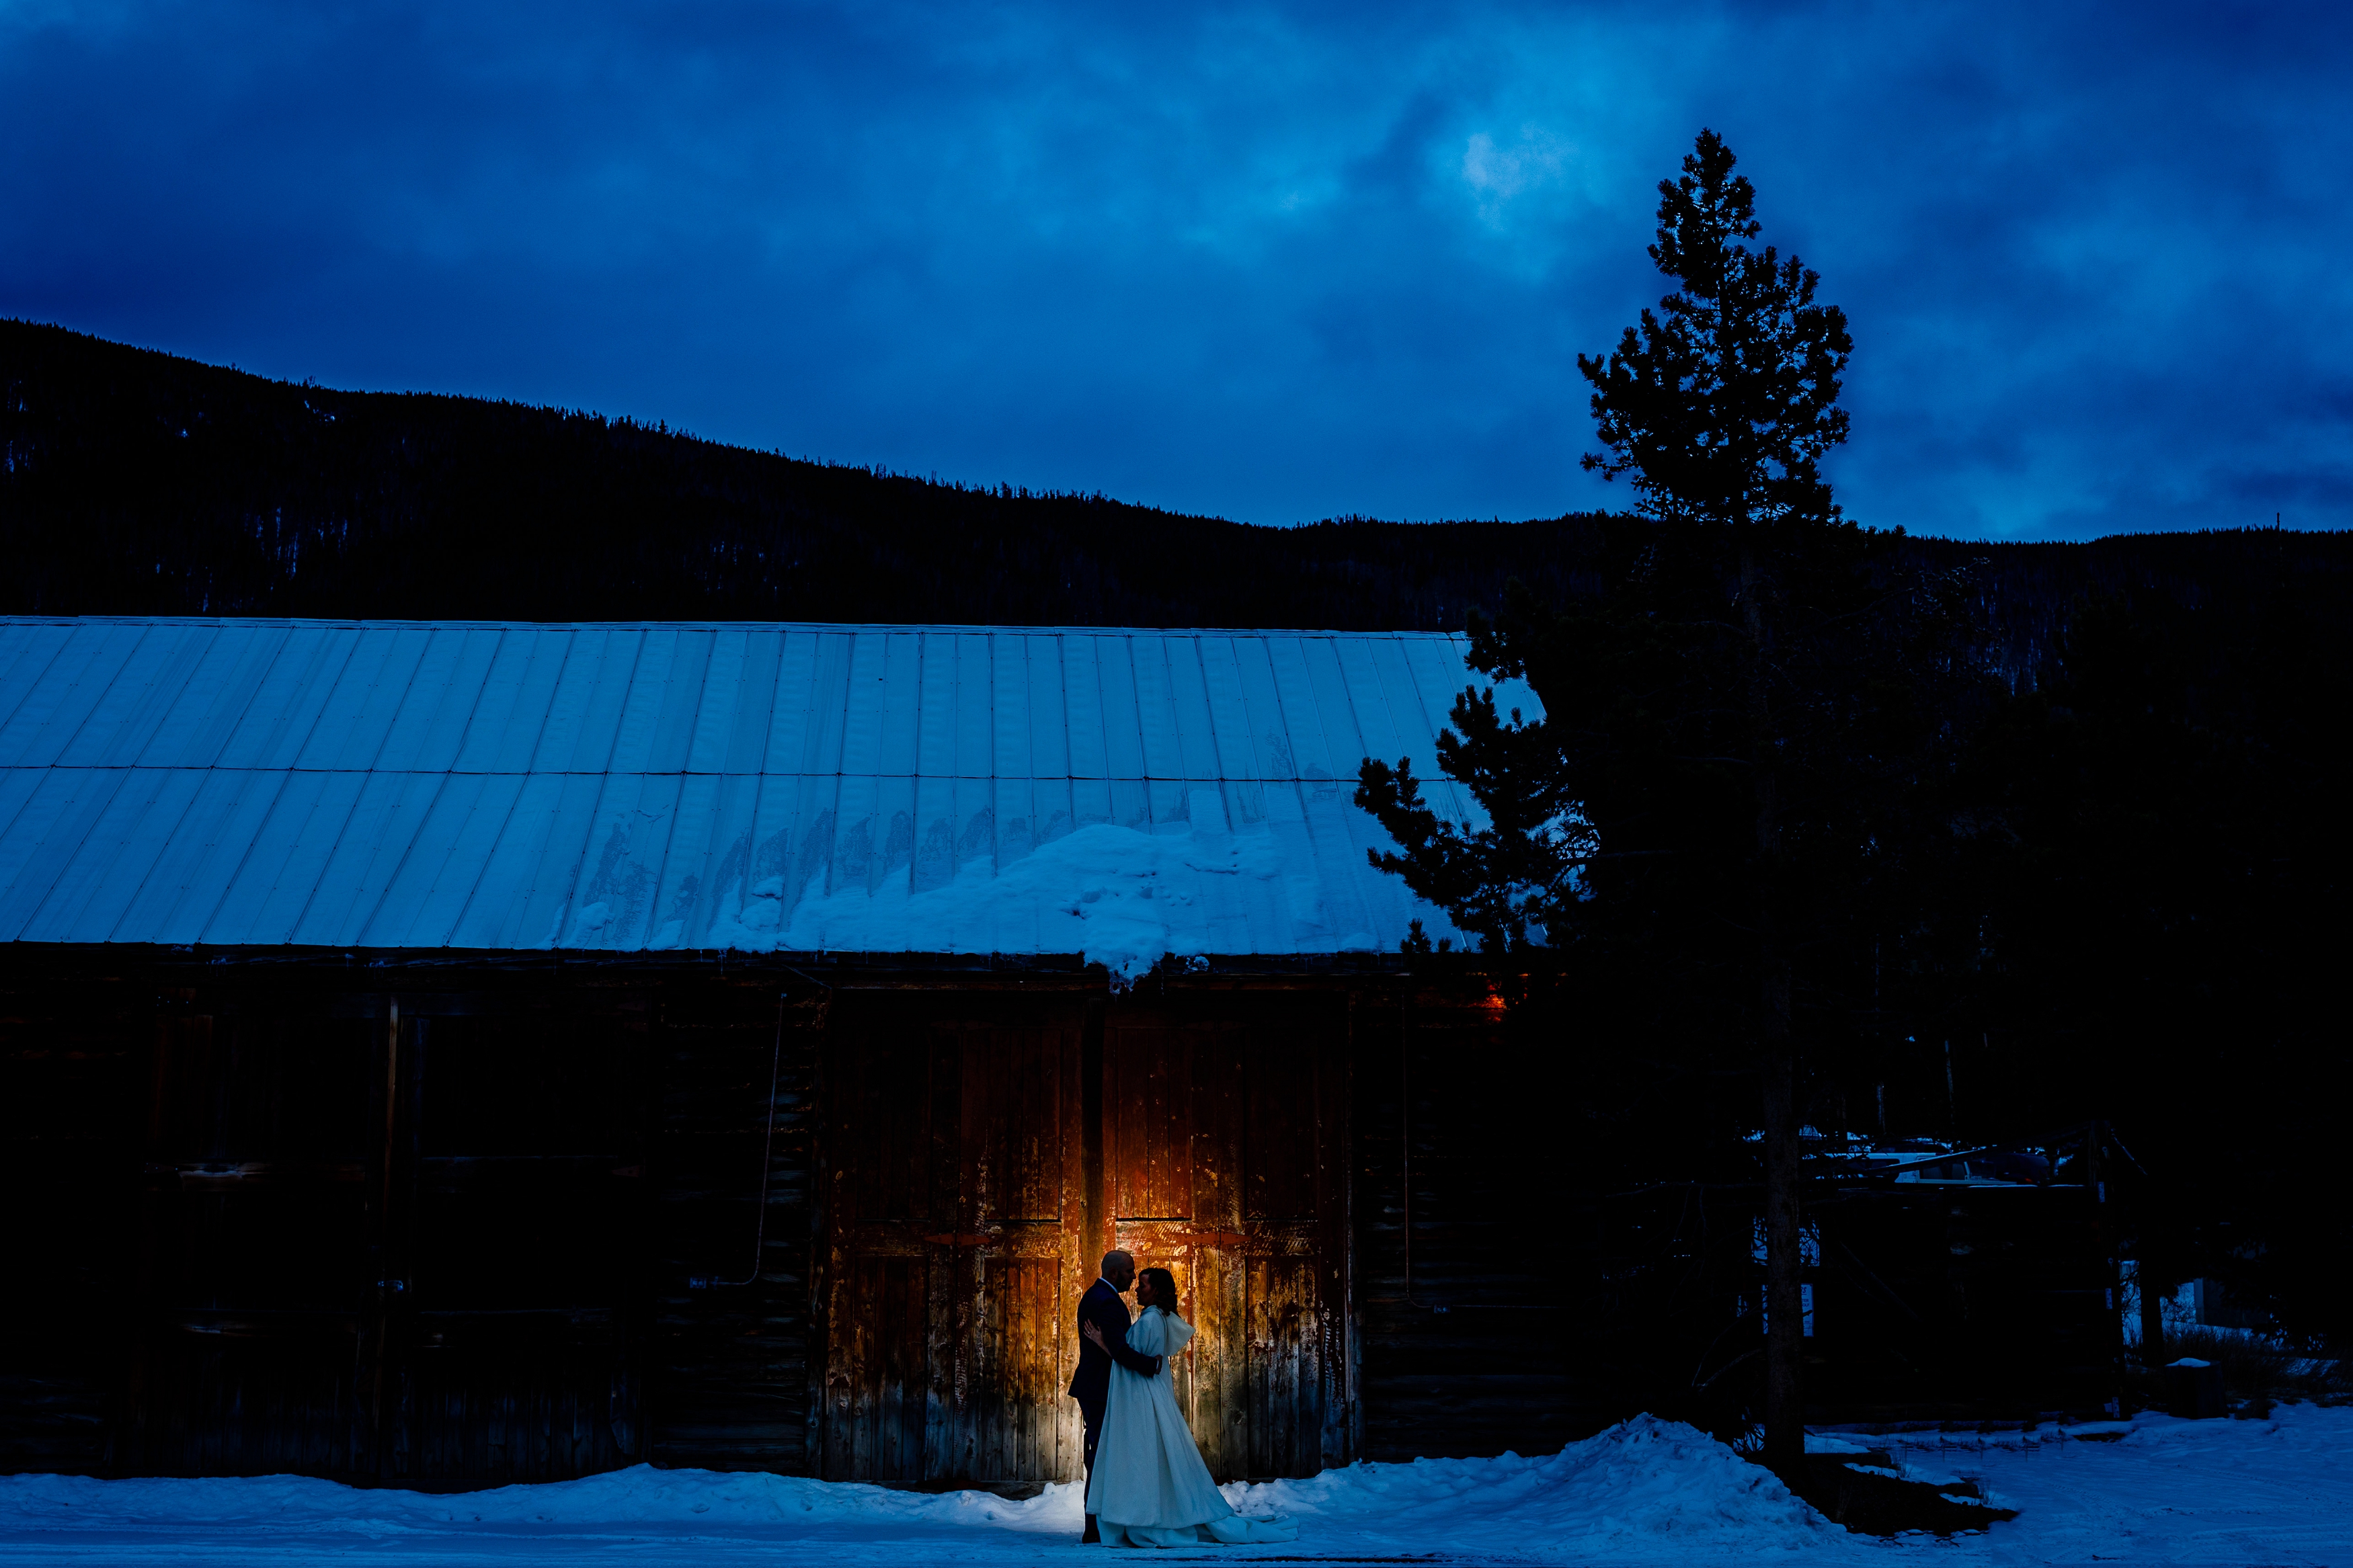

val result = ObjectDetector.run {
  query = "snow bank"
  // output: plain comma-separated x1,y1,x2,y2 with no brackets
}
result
0,1416,1856,1565
0,1464,1079,1534
7,1406,2352,1565
1222,1415,1861,1560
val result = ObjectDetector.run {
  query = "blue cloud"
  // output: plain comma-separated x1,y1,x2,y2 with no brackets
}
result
3,0,2347,539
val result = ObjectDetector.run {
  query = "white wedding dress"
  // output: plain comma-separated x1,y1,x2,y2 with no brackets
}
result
1086,1307,1298,1549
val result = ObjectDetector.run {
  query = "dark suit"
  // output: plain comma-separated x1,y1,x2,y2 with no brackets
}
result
1068,1277,1162,1536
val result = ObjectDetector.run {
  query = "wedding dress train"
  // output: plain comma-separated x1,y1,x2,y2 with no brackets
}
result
1084,1306,1298,1549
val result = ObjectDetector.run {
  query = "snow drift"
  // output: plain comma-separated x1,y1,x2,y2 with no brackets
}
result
8,1405,2353,1565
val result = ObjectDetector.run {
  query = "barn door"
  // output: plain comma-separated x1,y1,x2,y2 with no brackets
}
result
130,1001,380,1476
820,1001,1084,1485
1101,998,1351,1480
130,992,651,1483
388,1001,651,1483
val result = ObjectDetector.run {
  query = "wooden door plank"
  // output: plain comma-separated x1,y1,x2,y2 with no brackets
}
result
844,1256,874,1481
1319,1009,1353,1469
1098,1018,1120,1262
949,1026,982,1485
1210,1025,1248,1479
898,1254,929,1482
1142,1032,1168,1219
1246,1255,1270,1475
922,1028,961,1481
1058,1016,1086,1481
820,1029,856,1478
377,1005,422,1480
863,1257,889,1481
823,1026,863,1481
988,1257,1012,1483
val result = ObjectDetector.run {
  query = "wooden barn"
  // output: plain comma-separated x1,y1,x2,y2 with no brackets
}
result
0,615,1564,1491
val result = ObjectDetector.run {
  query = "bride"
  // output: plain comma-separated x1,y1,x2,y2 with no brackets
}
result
1080,1266,1298,1549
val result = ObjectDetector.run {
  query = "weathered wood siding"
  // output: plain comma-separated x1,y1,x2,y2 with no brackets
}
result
0,959,826,1485
130,997,384,1477
817,993,1086,1487
1351,989,1599,1462
647,981,821,1471
120,986,657,1481
0,977,145,1474
15,958,1647,1488
1101,993,1352,1480
811,986,1356,1487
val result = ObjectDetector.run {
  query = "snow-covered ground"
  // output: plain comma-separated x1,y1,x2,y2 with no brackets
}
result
2,1405,2347,1567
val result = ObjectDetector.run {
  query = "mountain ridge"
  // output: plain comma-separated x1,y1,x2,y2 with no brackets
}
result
5,319,2346,671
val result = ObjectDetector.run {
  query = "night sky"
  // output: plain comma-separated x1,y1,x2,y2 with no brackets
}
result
4,2,2346,540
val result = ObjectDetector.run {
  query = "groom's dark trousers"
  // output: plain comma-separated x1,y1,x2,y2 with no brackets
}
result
1068,1278,1163,1542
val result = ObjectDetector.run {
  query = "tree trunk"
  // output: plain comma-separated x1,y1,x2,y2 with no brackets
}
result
1741,540,1806,1482
1759,967,1804,1479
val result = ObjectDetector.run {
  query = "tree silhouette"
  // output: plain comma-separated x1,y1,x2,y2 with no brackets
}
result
1357,129,1970,1478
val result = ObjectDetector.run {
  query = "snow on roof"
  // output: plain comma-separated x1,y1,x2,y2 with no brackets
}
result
0,618,1535,973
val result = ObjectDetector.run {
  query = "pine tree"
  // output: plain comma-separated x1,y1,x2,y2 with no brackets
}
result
1356,130,1971,1478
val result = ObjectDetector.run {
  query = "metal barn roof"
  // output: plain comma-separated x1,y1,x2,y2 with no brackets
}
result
0,618,1529,969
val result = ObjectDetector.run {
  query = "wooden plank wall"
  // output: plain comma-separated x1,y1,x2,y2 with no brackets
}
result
391,996,654,1484
647,978,822,1471
129,997,383,1478
97,985,662,1483
0,977,145,1475
13,963,1505,1485
1351,987,1605,1461
0,958,831,1486
809,986,1357,1489
15,959,1731,1484
816,995,1086,1489
1101,994,1353,1481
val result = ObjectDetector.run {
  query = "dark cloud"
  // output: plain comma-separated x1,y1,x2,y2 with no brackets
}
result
2,0,2345,538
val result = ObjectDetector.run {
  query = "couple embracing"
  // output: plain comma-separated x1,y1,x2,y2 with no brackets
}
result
1068,1249,1299,1549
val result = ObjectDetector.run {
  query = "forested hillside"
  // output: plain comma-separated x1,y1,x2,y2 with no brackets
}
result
1,320,1616,630
5,320,2348,665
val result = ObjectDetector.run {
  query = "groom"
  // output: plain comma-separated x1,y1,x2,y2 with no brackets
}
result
1069,1249,1164,1544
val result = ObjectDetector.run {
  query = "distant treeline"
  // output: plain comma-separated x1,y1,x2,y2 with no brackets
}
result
0,319,1609,630
5,319,2347,669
